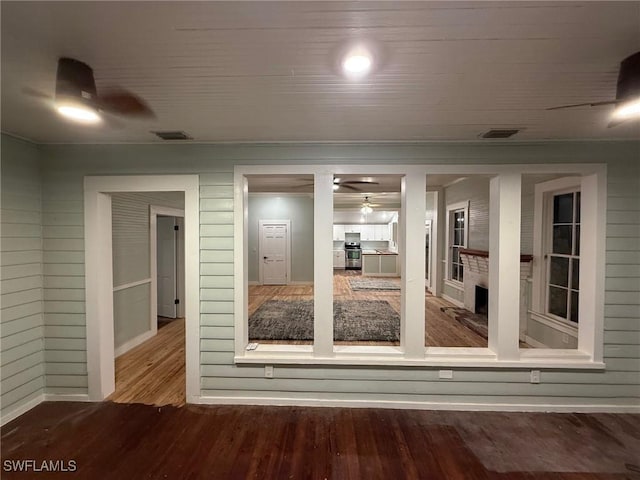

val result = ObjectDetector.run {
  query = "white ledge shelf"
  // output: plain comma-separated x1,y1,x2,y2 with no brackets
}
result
235,346,604,370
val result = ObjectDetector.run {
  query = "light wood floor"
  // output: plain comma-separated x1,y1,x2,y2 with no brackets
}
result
108,317,186,407
249,270,489,347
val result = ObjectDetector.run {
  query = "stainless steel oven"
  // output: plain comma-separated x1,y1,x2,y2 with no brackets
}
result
345,242,362,270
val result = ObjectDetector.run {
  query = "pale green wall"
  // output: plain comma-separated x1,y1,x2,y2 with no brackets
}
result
2,135,638,410
1,136,45,419
247,194,314,283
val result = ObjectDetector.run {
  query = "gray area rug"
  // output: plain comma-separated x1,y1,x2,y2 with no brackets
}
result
348,278,401,291
249,300,399,341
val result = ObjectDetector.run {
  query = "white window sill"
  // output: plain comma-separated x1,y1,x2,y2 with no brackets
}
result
443,279,464,290
235,345,604,369
528,311,579,337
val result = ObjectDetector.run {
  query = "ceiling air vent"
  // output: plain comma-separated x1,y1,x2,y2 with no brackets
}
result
481,129,520,139
152,131,192,140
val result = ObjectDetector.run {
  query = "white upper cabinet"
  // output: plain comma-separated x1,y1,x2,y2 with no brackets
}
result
334,224,390,241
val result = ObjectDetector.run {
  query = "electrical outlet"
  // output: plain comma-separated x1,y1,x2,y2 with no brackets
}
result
530,370,540,384
439,370,454,379
562,333,570,344
264,365,274,379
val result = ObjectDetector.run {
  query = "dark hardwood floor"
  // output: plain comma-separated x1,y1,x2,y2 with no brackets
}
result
1,402,638,479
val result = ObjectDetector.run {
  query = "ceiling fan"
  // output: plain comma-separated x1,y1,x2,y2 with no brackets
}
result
547,51,640,127
292,177,380,191
333,177,379,191
23,57,155,124
360,196,381,214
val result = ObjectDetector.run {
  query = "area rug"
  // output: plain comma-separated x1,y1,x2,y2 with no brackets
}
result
249,300,400,341
348,278,401,291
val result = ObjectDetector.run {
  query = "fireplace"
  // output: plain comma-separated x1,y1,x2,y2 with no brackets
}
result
475,285,488,316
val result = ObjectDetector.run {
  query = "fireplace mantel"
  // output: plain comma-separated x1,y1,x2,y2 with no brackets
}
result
459,248,533,263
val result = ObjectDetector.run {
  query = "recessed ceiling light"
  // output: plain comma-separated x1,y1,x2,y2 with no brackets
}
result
612,97,640,121
342,49,372,78
56,103,101,124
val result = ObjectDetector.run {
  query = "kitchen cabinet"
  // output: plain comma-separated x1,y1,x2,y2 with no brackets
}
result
361,253,398,276
333,249,345,269
333,224,390,241
360,225,375,240
374,225,390,241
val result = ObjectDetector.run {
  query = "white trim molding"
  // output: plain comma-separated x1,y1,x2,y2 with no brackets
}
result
114,330,156,357
84,175,199,403
195,395,639,414
0,394,44,427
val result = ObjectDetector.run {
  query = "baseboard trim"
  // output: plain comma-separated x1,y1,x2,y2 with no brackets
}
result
1,393,44,426
43,394,91,402
115,330,156,357
441,294,465,308
194,395,640,413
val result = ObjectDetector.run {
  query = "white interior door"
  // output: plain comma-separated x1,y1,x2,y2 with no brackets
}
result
425,220,432,284
260,222,288,285
157,216,177,318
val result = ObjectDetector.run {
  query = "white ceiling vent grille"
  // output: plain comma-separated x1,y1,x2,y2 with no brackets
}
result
152,131,192,140
481,129,520,139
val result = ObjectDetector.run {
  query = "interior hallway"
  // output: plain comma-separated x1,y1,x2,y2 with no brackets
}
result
108,318,186,407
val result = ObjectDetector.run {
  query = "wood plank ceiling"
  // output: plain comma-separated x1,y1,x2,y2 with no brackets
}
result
1,1,639,143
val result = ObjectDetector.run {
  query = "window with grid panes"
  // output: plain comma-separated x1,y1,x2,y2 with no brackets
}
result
547,190,580,323
450,209,466,282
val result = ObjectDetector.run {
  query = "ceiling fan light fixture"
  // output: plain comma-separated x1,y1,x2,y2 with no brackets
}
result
342,47,373,79
56,102,101,124
333,184,339,191
611,97,640,121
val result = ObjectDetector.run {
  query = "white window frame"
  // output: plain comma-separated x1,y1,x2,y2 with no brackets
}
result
531,174,604,361
543,187,581,326
234,164,606,369
445,201,469,286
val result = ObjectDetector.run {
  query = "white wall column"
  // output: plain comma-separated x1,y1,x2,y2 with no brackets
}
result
401,174,426,358
314,172,334,356
84,191,115,401
431,189,444,297
578,173,605,361
488,173,521,360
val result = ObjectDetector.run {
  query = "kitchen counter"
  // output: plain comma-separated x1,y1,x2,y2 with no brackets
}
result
362,251,399,276
362,249,398,255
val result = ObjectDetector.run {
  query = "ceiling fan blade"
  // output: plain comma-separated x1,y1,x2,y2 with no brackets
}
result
97,88,155,118
607,118,627,128
290,183,315,188
22,87,52,100
546,100,619,111
340,184,361,191
341,181,380,185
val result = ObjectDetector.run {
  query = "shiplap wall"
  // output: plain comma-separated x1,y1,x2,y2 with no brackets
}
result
1,137,44,419
111,192,184,348
30,139,640,409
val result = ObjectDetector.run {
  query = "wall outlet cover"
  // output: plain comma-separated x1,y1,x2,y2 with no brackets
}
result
439,370,454,379
265,365,274,378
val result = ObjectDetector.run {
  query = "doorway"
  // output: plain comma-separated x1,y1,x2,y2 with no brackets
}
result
84,175,199,403
425,220,432,290
153,209,185,322
259,220,290,285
